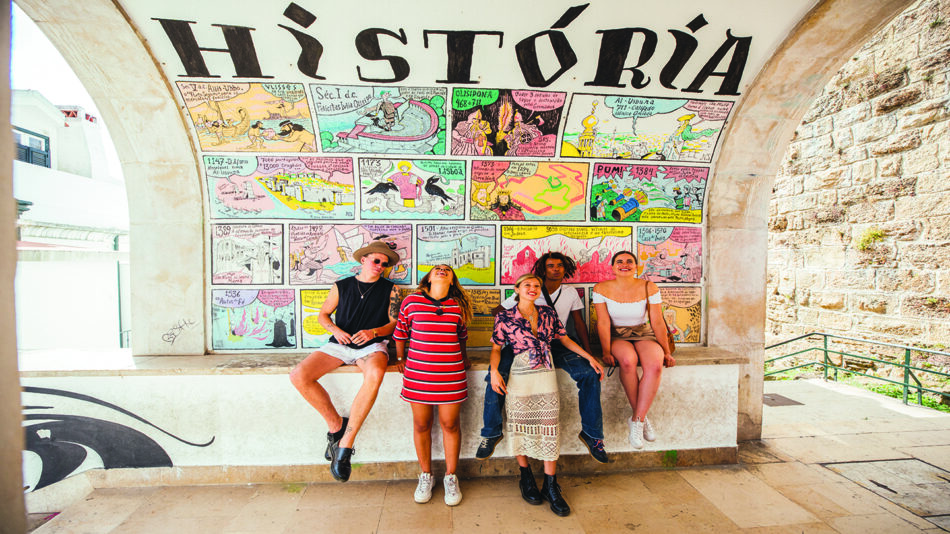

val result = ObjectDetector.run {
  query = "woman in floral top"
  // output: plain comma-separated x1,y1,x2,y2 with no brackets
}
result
490,273,601,517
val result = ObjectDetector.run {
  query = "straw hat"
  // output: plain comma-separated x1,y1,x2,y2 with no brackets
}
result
353,240,400,265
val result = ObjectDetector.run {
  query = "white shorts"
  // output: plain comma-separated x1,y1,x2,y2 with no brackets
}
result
319,340,389,365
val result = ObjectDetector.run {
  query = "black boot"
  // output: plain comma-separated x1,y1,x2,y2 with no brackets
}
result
518,466,543,505
541,474,570,517
325,417,348,461
330,447,353,482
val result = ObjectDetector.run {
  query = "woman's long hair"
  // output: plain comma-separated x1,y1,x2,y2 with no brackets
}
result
418,266,474,324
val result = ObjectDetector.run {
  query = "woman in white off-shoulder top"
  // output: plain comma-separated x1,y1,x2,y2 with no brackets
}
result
592,250,675,449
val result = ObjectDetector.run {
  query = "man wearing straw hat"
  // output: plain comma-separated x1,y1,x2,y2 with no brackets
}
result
290,240,401,482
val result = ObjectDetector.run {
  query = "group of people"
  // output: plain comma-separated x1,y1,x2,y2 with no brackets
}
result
289,241,675,517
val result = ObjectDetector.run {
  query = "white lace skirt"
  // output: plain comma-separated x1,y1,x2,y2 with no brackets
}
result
505,350,560,461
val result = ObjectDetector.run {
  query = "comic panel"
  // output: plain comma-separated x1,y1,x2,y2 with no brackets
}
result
289,224,412,285
470,161,589,222
590,163,708,224
311,85,447,155
501,226,632,284
451,89,565,158
178,82,316,152
359,158,465,220
637,226,702,283
466,289,501,348
211,223,283,285
300,289,331,349
211,289,296,350
660,286,702,343
204,155,355,219
562,95,733,163
416,225,495,285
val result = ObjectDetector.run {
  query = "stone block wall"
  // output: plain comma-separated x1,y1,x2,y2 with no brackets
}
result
767,0,950,349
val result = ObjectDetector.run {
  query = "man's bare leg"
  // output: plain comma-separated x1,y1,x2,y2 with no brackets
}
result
338,352,388,448
289,350,346,431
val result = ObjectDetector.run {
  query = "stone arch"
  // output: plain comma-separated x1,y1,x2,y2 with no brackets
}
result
12,0,916,442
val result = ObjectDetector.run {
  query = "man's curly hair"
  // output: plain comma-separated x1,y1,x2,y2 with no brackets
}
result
532,251,577,280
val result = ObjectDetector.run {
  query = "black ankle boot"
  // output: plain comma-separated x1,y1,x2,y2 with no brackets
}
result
330,447,353,482
518,466,543,505
540,474,570,516
325,417,348,461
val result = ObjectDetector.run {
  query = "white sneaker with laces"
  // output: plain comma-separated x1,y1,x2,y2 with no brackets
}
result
628,418,644,449
443,474,462,506
414,472,433,503
643,416,656,442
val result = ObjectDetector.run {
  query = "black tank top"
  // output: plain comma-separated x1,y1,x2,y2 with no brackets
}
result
330,276,395,348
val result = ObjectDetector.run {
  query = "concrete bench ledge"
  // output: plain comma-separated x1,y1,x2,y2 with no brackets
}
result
19,346,747,378
21,345,744,506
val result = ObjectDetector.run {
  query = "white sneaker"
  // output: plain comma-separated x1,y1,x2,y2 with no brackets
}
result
643,416,656,442
628,418,644,449
443,474,462,506
414,472,433,503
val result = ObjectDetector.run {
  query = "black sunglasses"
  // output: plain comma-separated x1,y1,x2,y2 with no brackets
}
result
371,258,389,267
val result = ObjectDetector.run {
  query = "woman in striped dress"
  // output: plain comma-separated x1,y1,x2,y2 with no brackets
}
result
393,264,473,506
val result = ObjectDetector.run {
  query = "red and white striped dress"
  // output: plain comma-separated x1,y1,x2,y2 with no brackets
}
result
393,291,468,405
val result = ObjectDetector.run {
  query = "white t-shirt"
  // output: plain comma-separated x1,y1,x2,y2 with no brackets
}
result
501,285,583,326
591,290,662,327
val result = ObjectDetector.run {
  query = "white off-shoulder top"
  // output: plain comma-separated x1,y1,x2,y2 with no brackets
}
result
592,289,662,327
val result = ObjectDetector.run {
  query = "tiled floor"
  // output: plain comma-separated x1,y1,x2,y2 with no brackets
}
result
28,380,950,533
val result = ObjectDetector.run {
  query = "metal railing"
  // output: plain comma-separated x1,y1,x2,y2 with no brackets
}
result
765,332,950,406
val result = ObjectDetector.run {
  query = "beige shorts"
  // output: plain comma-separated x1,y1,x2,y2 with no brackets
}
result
610,323,657,342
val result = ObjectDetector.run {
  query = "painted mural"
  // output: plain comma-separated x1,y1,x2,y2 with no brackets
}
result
359,158,466,220
300,288,331,349
311,85,447,155
500,225,631,284
211,224,283,284
464,289,501,347
590,162,708,224
288,224,412,285
178,82,316,152
211,289,297,350
470,161,588,221
451,89,565,157
22,387,214,492
204,156,355,219
154,5,756,352
660,286,703,343
416,225,495,285
637,226,703,284
562,95,733,162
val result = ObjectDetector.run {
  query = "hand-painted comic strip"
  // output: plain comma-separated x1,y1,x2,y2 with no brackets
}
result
637,226,702,283
451,89,565,157
211,289,296,350
204,156,355,219
465,289,501,347
470,161,588,222
359,158,465,220
590,163,708,224
211,224,283,285
660,286,702,343
562,95,733,163
416,225,495,285
289,224,412,285
178,82,316,152
501,226,632,284
311,85,447,155
300,289,331,349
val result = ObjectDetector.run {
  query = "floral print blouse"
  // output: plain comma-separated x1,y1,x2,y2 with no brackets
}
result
491,306,565,370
